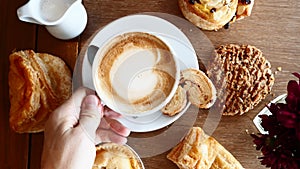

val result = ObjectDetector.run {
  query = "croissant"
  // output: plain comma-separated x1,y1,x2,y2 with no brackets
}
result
8,50,72,133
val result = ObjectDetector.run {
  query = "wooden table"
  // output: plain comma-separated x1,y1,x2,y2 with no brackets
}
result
1,0,299,168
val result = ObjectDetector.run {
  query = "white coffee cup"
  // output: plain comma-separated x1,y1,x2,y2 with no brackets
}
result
92,32,180,117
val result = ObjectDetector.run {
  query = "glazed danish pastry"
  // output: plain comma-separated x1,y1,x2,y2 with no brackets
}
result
236,0,255,20
8,50,72,133
178,0,254,30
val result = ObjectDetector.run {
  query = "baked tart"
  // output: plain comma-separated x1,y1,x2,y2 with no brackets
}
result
93,143,144,169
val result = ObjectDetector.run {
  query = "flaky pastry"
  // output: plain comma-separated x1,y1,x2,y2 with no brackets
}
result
162,85,187,116
8,50,72,133
167,127,244,169
181,68,216,109
178,0,255,30
93,143,143,169
162,68,216,116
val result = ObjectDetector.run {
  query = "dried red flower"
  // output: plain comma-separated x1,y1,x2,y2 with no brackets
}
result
251,73,300,169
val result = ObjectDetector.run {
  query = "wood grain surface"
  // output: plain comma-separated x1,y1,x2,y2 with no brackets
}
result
1,0,299,169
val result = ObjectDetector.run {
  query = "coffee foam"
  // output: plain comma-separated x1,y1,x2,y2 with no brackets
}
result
96,32,178,115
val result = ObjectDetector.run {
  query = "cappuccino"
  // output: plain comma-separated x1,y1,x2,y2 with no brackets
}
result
93,32,179,116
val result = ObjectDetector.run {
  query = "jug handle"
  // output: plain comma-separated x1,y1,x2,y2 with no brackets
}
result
17,2,42,25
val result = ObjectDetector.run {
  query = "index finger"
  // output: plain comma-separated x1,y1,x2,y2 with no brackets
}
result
103,106,122,119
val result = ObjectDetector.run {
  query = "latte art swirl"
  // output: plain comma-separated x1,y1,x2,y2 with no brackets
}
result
96,32,178,115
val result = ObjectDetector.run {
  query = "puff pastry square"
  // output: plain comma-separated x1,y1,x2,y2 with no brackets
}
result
167,127,244,169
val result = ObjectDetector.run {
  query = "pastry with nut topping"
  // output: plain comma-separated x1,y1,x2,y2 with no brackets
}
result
207,44,275,115
178,0,254,30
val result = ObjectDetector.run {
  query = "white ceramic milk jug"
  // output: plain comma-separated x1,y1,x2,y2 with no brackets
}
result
17,0,87,40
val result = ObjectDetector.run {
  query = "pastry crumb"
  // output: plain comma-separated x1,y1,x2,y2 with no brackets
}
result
277,67,282,71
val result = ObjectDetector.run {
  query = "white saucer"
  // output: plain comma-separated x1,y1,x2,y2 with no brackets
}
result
78,14,199,132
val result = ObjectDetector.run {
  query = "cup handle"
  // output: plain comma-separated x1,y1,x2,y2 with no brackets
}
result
87,45,99,65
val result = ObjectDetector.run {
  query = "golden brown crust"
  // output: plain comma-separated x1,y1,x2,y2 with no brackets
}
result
162,85,187,116
8,50,72,133
178,0,238,30
181,68,216,109
236,0,255,20
178,0,254,30
162,69,216,115
167,127,244,169
207,44,275,115
93,143,143,169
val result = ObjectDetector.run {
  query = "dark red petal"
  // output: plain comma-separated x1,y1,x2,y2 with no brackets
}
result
277,110,296,119
260,115,277,132
277,110,297,128
287,80,300,96
292,72,300,79
251,134,266,150
253,72,300,169
296,123,300,141
267,103,280,115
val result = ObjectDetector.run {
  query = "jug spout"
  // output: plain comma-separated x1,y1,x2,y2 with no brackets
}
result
17,0,77,25
17,1,44,25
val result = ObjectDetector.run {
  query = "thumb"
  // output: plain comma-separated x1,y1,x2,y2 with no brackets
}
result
79,95,102,140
